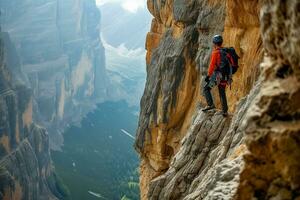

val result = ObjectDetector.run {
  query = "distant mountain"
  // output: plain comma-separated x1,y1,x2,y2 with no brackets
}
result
99,2,152,49
103,39,146,106
98,2,151,106
0,1,147,199
0,0,108,149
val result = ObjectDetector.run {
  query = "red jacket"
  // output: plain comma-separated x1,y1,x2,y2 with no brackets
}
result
208,47,221,77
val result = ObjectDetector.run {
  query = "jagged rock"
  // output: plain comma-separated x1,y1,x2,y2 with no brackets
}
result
0,33,62,199
147,81,261,200
236,0,300,199
135,0,263,199
136,0,299,199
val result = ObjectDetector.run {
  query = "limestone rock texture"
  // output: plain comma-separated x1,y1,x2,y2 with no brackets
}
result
0,32,62,200
0,0,107,149
135,0,299,199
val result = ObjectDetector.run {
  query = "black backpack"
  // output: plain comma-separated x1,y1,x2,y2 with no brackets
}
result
219,47,240,79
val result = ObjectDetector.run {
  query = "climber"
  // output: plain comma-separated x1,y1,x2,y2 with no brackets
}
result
202,35,230,117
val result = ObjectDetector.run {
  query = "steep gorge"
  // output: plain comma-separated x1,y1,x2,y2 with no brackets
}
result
0,0,108,149
0,0,107,198
135,0,299,199
0,32,62,200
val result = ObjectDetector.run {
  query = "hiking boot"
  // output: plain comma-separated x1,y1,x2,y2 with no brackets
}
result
216,110,228,117
222,111,228,117
202,105,216,112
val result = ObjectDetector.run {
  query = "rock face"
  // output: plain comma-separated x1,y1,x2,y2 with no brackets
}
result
135,0,299,199
237,0,300,199
0,32,62,200
0,0,107,149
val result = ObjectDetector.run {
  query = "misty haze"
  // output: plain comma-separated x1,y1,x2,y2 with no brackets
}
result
0,0,150,199
1,1,299,200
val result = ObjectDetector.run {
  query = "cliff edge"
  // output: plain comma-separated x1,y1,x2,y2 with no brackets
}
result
135,0,300,199
0,32,63,199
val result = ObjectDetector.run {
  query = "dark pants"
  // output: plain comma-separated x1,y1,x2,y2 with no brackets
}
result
203,83,228,113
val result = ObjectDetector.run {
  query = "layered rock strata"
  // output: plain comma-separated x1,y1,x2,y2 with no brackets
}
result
0,0,107,149
0,32,62,200
136,0,299,199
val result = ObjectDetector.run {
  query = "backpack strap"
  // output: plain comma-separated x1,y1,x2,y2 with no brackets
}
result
221,48,233,90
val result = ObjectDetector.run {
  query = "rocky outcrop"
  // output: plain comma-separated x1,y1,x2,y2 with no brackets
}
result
148,82,260,200
136,0,299,199
0,32,62,200
237,1,300,199
0,0,107,149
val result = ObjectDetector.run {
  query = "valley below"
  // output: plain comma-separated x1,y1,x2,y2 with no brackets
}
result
52,101,140,200
1,0,299,200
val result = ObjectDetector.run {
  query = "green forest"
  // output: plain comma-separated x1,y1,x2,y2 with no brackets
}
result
52,101,140,200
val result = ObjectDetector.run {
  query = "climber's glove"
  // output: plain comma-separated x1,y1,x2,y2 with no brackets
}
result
205,76,210,82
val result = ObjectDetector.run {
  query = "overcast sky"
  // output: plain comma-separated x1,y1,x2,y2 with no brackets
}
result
96,0,146,13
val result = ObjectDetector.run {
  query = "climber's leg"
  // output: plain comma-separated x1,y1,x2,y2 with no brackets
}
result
202,84,215,111
218,85,228,116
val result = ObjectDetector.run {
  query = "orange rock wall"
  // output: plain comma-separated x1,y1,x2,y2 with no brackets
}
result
137,0,263,199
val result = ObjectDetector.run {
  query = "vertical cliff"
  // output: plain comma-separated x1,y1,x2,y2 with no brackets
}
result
136,0,299,199
237,1,300,199
0,0,108,198
0,0,107,149
0,32,62,200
